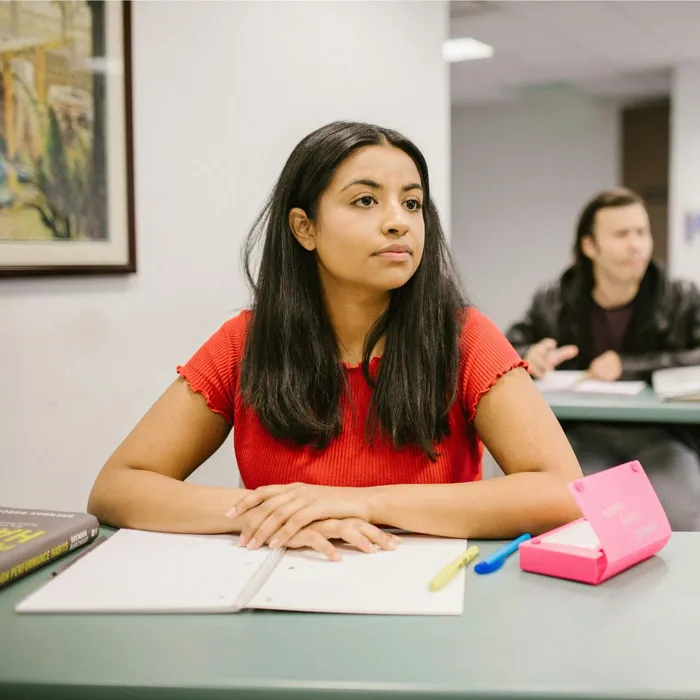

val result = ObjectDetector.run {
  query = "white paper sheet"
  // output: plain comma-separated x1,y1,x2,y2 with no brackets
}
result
573,379,647,396
16,529,272,613
535,371,646,396
534,370,586,393
652,365,700,401
249,534,467,615
540,520,601,550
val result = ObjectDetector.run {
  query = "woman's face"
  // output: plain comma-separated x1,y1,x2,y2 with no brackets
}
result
290,145,426,294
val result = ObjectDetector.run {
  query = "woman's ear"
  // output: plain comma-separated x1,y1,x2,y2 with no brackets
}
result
289,208,316,251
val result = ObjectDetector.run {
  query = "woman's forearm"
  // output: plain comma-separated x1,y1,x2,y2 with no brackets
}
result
87,467,250,534
367,472,581,539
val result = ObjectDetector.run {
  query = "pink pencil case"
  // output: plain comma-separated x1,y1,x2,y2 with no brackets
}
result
519,461,671,585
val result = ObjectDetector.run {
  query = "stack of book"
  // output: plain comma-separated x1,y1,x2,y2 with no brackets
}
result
652,366,700,402
0,507,99,589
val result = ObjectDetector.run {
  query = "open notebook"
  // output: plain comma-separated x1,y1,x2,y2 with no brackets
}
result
16,529,468,616
535,370,647,397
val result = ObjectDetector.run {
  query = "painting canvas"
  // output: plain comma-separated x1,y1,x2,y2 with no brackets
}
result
0,0,134,276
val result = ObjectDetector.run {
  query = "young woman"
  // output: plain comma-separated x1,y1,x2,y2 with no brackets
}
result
88,121,582,560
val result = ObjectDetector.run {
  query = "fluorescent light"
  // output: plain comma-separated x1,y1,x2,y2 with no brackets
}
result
442,37,494,63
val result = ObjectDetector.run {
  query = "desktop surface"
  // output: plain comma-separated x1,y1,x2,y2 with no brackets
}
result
1,530,699,699
546,387,700,424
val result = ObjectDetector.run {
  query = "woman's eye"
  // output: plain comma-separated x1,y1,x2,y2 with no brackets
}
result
354,195,376,207
405,199,423,211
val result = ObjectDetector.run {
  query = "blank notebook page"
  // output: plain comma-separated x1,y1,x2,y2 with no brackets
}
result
249,534,467,615
16,529,272,613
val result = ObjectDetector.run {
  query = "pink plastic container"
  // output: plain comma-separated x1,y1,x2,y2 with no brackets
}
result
519,461,671,585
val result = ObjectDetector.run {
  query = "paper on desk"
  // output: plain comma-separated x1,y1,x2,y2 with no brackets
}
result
652,365,700,401
534,370,586,392
16,530,467,616
535,371,646,396
249,535,467,615
15,530,271,613
573,379,647,396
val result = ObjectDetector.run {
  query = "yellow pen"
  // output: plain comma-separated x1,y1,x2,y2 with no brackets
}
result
429,544,480,592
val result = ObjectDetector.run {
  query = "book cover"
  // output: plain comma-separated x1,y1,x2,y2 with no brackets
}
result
0,507,99,589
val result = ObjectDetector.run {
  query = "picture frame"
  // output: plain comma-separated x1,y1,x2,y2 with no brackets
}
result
0,0,135,277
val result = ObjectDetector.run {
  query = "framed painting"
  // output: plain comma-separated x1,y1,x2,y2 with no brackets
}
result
0,0,135,277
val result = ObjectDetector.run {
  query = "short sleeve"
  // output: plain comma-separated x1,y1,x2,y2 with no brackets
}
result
176,310,251,425
459,307,528,421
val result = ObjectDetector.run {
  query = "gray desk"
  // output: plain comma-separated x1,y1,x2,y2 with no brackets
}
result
546,387,700,424
2,532,700,699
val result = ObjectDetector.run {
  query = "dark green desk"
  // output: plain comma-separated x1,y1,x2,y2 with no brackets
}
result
546,387,700,424
2,530,699,699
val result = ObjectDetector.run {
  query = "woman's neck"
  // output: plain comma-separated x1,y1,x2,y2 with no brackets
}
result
321,279,389,365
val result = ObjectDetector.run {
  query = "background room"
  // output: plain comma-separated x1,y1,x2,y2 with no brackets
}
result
447,0,700,476
0,0,451,510
3,0,700,507
449,0,700,331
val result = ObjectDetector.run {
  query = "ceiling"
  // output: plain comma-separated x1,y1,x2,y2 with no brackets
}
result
449,0,700,104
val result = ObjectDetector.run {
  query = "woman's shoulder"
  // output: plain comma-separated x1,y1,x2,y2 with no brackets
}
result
219,307,253,338
175,309,254,424
177,308,253,380
459,305,506,347
456,305,528,418
203,308,254,361
458,304,523,362
219,308,253,344
458,306,518,372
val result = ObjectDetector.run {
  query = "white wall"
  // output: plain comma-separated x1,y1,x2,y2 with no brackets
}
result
451,89,619,330
669,62,700,285
0,1,450,511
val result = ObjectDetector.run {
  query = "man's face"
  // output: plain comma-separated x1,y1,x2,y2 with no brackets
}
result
582,203,653,285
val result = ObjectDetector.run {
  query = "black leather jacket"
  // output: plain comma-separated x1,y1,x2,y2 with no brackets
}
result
505,261,700,381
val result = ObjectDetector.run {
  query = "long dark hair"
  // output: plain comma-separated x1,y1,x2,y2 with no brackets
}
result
241,121,465,460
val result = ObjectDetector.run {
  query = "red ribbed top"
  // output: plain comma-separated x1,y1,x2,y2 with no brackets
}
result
177,308,525,489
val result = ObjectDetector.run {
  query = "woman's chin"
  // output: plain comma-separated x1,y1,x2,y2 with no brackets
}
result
370,271,416,292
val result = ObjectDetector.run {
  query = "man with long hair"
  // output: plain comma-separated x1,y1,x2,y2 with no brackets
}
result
507,188,700,530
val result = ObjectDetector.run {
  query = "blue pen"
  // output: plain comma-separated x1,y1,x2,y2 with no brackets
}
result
474,533,531,574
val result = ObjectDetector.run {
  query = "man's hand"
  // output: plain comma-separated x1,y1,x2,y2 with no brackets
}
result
588,350,622,381
524,338,579,379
